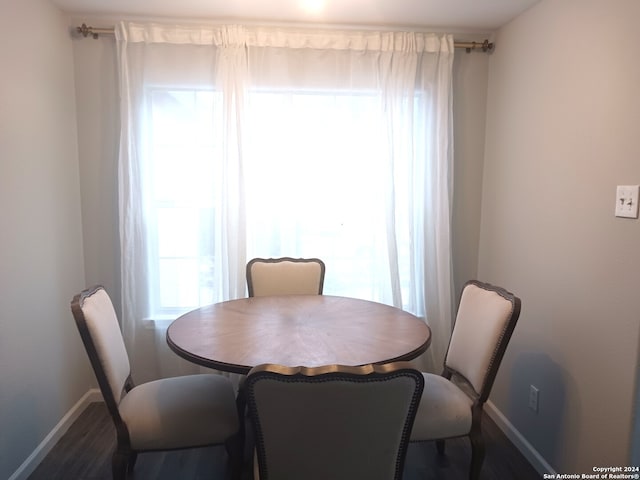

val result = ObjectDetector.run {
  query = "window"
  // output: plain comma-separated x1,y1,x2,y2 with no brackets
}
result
148,89,220,317
147,87,421,317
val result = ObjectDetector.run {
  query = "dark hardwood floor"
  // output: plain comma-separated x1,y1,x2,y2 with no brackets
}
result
28,402,540,480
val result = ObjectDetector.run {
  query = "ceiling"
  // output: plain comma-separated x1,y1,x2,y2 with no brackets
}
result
51,0,540,32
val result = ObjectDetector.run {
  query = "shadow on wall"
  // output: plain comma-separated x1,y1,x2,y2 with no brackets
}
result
507,352,573,472
0,391,40,479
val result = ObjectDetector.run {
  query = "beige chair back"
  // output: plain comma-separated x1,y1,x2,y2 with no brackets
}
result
245,362,423,480
71,286,130,406
444,280,521,398
246,257,325,297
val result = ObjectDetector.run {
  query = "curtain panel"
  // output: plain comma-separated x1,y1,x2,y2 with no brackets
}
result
115,21,454,381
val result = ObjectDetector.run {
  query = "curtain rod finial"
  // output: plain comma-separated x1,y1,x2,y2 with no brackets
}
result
483,40,494,52
465,39,494,53
77,23,99,39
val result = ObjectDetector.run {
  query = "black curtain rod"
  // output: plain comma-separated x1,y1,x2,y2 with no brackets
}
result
75,23,494,53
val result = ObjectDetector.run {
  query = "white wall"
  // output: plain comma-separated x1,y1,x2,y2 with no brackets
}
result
71,25,121,312
451,49,489,298
0,1,94,478
482,0,640,472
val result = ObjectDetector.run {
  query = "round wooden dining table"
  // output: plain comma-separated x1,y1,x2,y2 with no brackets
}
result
167,295,431,374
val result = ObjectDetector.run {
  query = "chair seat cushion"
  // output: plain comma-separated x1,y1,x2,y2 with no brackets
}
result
410,373,473,441
119,374,239,450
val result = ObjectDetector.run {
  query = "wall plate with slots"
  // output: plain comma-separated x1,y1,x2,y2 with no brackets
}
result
615,185,639,219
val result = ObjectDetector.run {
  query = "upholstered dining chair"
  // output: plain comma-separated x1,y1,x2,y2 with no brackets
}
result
410,280,521,480
71,285,242,480
246,257,326,297
244,362,424,480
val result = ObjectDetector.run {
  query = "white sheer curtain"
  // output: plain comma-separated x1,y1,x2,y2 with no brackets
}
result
115,21,454,382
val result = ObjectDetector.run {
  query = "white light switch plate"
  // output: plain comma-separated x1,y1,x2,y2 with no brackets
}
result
615,185,640,218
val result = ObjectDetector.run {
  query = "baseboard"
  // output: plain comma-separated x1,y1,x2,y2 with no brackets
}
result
485,400,556,475
8,388,103,480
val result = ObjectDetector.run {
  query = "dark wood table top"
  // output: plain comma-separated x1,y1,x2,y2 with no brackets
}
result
167,295,431,374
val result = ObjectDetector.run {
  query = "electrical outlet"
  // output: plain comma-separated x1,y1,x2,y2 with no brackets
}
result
528,385,539,413
615,185,640,218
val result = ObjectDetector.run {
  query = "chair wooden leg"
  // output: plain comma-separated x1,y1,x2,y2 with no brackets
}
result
436,439,446,456
112,447,129,480
468,431,485,480
127,452,138,472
